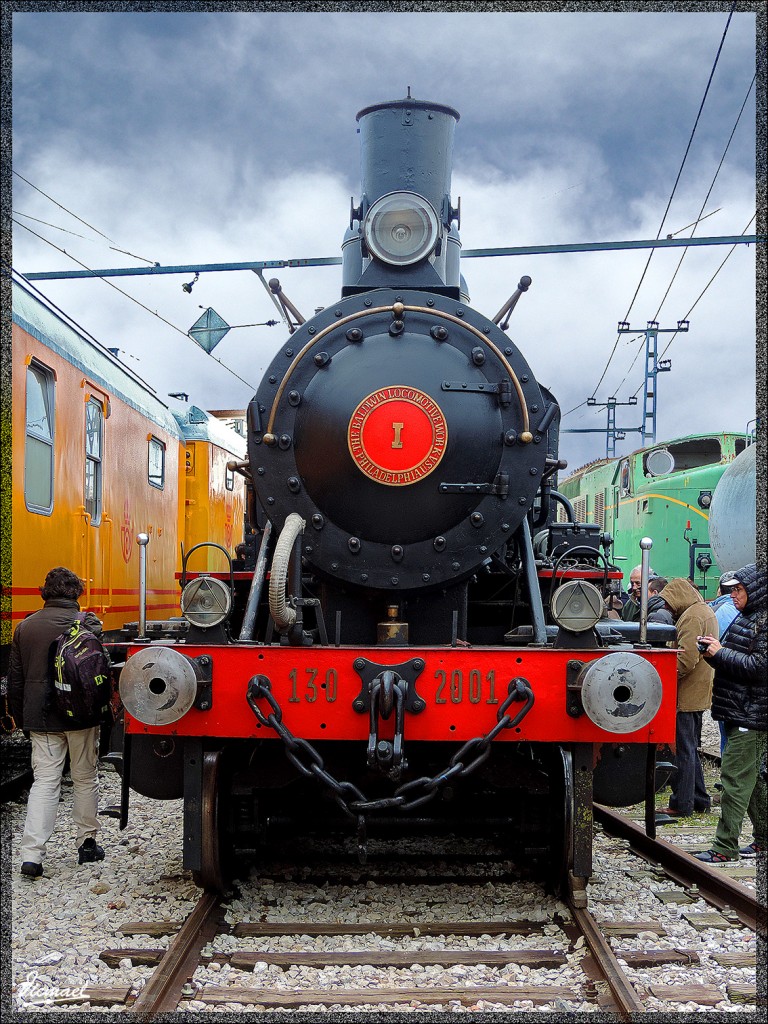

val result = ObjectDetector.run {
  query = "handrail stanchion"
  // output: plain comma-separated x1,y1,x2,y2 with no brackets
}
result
137,533,150,640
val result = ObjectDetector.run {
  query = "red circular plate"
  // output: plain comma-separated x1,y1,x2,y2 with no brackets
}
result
348,386,448,486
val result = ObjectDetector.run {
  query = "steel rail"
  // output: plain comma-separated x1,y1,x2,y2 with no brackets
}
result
567,902,645,1019
128,890,222,1017
594,804,764,935
0,768,34,803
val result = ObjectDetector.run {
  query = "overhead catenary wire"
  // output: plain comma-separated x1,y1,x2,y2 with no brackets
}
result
580,3,737,409
13,219,259,392
607,71,756,399
630,212,757,396
12,209,160,266
12,170,159,266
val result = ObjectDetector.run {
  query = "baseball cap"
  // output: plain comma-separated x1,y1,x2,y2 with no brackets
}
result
720,572,739,587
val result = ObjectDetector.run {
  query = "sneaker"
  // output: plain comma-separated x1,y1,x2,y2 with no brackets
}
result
77,837,105,864
739,842,765,858
694,849,736,863
20,861,43,878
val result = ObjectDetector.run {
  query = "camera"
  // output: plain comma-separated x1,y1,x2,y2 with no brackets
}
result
696,638,709,653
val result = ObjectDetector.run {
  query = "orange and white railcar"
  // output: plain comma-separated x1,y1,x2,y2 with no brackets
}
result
5,275,246,667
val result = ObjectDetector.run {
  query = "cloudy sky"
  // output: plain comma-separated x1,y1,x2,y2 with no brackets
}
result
9,4,763,472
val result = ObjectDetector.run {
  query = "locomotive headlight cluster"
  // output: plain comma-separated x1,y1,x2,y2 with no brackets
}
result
550,580,604,633
364,191,441,266
180,575,232,628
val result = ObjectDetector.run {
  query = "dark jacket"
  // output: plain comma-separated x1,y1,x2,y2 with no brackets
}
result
648,594,674,625
620,593,671,624
658,577,718,712
708,563,767,731
9,599,103,732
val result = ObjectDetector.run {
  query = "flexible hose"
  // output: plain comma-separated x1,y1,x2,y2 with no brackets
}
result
269,513,306,630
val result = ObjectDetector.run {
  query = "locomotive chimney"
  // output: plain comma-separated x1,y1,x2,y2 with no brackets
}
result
342,96,462,295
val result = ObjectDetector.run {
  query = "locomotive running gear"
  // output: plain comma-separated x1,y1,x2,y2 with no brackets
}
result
19,728,101,867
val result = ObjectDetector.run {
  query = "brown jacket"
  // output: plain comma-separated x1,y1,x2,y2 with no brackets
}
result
658,578,718,712
9,599,103,731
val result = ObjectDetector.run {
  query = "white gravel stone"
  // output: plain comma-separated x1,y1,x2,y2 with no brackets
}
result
5,754,759,1013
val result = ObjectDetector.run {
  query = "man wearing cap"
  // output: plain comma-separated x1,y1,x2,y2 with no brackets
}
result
656,577,718,819
709,572,739,638
694,563,766,862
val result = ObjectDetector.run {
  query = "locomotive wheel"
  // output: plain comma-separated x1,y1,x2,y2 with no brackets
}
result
192,750,233,893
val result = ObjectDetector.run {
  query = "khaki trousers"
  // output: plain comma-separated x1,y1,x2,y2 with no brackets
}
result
20,727,100,865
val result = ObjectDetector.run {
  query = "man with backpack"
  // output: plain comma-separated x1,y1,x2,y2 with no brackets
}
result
9,567,110,878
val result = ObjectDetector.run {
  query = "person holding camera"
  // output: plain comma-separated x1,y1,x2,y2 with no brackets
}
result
694,563,766,862
656,577,718,819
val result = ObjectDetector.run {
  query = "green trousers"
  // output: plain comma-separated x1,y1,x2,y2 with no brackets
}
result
711,724,767,858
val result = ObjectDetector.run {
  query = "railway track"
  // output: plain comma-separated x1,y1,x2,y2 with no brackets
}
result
60,817,760,1016
99,899,681,1015
0,767,34,804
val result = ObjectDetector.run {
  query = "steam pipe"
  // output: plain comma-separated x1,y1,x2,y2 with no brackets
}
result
520,517,547,644
238,520,273,641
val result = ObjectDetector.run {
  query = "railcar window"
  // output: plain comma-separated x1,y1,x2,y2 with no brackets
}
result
619,460,631,496
225,463,235,491
148,436,166,489
658,437,721,471
84,398,103,526
25,361,55,513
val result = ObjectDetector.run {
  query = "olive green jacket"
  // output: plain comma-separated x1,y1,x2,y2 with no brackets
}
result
658,577,719,712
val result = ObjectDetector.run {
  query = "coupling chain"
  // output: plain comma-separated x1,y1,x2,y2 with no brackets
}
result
246,674,534,818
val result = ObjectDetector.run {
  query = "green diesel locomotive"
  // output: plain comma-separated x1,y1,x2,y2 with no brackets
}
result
558,432,752,599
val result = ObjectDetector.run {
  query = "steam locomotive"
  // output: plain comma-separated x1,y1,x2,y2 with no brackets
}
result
115,97,679,897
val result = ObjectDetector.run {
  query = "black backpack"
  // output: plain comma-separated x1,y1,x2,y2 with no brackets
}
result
51,614,112,728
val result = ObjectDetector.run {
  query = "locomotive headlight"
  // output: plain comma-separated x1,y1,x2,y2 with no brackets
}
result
180,575,232,628
363,191,440,266
551,580,604,633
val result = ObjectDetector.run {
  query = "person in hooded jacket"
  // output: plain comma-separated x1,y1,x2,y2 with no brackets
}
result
656,577,718,818
9,567,107,878
694,563,766,862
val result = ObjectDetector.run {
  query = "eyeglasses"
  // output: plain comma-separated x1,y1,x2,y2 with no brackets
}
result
629,580,642,589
